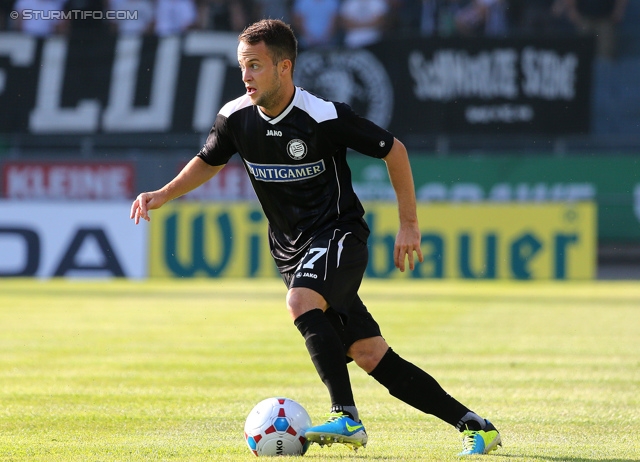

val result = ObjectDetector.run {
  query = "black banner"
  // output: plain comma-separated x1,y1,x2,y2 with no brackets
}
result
297,37,594,137
0,32,244,134
0,32,593,137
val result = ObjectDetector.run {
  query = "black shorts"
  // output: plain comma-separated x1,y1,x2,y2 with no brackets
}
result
280,228,382,352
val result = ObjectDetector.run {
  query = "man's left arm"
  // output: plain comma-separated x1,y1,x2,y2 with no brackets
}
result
382,138,424,272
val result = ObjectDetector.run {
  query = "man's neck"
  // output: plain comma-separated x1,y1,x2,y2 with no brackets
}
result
260,85,296,118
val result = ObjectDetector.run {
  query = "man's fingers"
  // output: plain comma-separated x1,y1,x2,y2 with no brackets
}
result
130,194,152,225
395,244,423,272
416,246,424,263
130,199,139,219
394,245,404,272
138,195,148,218
396,245,411,272
407,251,415,271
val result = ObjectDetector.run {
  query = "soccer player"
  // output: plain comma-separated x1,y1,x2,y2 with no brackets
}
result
130,19,501,456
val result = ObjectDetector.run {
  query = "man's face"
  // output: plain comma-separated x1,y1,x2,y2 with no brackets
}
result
237,41,283,113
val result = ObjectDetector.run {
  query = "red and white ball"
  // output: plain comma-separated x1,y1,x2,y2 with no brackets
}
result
244,397,312,456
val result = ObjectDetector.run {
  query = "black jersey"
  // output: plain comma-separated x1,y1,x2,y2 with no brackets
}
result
197,87,394,271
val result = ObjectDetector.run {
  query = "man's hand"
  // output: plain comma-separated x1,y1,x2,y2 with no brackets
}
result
130,158,223,224
383,138,424,272
130,191,165,224
394,221,424,272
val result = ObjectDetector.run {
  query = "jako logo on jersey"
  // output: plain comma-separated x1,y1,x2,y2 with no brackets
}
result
266,130,282,136
245,159,325,182
296,272,318,279
287,139,307,160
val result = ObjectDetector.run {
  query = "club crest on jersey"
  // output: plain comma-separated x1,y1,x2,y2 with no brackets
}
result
287,139,307,160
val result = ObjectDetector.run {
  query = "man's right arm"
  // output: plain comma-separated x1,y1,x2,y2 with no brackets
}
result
130,157,224,224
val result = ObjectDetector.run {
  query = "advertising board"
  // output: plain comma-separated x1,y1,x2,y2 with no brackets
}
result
147,202,595,280
351,156,639,242
0,202,146,278
2,161,134,200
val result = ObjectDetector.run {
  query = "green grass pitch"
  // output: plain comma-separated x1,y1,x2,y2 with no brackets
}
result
0,278,638,461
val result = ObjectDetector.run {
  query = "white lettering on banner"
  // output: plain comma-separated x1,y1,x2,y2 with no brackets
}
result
415,182,596,202
10,34,586,134
409,49,518,101
30,37,101,132
352,164,396,200
26,33,237,133
3,163,133,199
0,34,36,95
409,47,578,103
521,47,577,100
450,183,484,202
183,32,242,132
465,104,534,124
103,36,180,131
353,165,596,203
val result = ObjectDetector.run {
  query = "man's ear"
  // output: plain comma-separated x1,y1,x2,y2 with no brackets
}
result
280,59,292,76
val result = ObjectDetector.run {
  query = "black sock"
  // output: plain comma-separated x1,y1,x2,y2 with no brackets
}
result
458,412,486,431
294,309,355,408
369,348,471,428
330,404,359,422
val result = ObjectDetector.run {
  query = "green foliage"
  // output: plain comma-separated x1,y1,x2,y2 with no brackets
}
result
0,279,638,461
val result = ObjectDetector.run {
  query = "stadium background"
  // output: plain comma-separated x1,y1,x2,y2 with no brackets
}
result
1,0,639,280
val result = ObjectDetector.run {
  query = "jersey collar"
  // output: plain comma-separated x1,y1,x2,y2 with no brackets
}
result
258,87,299,125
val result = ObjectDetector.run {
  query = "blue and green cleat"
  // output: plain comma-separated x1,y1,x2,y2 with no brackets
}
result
304,413,367,451
459,420,502,456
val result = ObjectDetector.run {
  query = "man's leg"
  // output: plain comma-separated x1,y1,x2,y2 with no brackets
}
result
288,288,367,449
284,230,372,449
349,336,501,455
288,288,358,420
351,337,478,428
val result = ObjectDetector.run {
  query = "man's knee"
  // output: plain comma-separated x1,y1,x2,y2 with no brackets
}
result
348,336,389,373
286,287,328,320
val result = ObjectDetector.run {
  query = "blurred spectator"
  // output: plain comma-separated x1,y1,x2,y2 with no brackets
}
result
419,0,466,37
292,0,340,50
108,0,154,35
455,0,508,37
385,0,421,37
198,0,248,31
561,0,628,59
12,0,67,36
507,0,573,37
253,0,292,24
155,0,197,36
339,0,389,48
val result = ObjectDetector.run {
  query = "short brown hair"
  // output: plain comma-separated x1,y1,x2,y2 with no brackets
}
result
239,19,298,72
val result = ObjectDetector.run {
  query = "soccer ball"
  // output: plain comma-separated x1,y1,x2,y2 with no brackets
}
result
244,397,312,456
